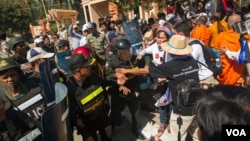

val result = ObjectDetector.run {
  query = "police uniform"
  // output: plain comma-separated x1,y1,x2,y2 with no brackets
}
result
66,54,112,141
11,54,33,80
66,74,112,141
105,39,150,139
0,77,42,141
0,109,42,141
8,37,33,80
0,58,46,120
87,31,109,62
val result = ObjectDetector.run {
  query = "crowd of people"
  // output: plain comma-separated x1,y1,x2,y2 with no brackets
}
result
0,0,250,141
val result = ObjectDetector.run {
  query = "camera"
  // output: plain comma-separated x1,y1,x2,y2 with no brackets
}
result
176,79,201,106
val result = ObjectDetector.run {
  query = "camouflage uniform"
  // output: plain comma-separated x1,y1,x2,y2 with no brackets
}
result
86,32,109,62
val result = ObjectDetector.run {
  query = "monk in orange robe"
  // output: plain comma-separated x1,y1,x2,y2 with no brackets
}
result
214,14,246,86
209,15,229,48
191,16,212,45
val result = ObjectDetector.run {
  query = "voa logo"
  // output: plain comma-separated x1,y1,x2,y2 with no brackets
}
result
226,129,246,136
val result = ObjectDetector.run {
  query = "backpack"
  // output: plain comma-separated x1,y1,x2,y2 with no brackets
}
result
189,40,222,76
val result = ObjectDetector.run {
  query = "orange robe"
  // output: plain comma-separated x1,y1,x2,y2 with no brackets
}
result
209,20,229,48
191,25,212,46
214,30,246,86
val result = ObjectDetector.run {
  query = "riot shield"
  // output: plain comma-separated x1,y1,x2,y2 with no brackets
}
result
39,60,57,106
122,19,143,55
56,51,71,73
41,82,71,141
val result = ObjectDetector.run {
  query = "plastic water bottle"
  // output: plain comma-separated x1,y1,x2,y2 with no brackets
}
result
215,58,222,68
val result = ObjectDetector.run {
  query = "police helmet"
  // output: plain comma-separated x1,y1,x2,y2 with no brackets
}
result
8,37,24,50
72,46,92,57
114,39,131,50
0,58,19,72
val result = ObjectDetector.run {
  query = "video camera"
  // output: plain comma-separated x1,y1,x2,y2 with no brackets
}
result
176,79,202,106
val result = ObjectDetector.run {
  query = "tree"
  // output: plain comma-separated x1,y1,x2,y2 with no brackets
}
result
0,1,32,37
109,0,167,11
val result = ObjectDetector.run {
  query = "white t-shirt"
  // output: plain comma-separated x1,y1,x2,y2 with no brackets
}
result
80,36,87,46
190,42,214,80
139,42,167,65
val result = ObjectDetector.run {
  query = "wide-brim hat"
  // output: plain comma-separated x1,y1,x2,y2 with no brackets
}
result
27,47,54,62
161,35,192,55
68,54,96,71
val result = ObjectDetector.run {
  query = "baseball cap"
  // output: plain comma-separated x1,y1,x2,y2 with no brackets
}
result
82,24,89,31
34,37,43,45
0,58,19,72
87,22,97,29
68,54,95,71
57,39,69,47
27,47,55,62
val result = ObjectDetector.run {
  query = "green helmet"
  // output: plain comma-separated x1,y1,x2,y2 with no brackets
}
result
8,37,24,50
0,58,19,72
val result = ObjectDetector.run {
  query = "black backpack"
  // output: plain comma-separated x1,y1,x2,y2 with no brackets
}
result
189,40,222,77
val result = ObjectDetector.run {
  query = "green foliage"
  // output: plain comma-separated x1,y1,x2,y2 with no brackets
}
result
0,2,32,37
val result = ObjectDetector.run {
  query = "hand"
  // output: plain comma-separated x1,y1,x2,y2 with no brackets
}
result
136,54,143,60
157,78,167,85
217,46,227,55
119,85,131,95
115,68,127,74
115,72,127,85
200,81,214,90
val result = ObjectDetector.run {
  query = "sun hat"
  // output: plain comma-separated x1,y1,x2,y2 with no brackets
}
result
161,35,192,55
68,54,96,71
27,47,55,62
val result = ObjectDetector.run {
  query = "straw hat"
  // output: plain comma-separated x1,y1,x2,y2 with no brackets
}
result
161,35,192,55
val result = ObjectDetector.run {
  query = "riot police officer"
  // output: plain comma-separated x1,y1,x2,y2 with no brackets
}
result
66,54,113,141
0,58,46,120
8,37,33,80
105,39,151,140
0,83,42,141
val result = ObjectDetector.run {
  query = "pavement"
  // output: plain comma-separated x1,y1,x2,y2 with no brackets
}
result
73,91,171,141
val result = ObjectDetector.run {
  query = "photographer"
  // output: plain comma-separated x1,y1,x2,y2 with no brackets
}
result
149,35,200,141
